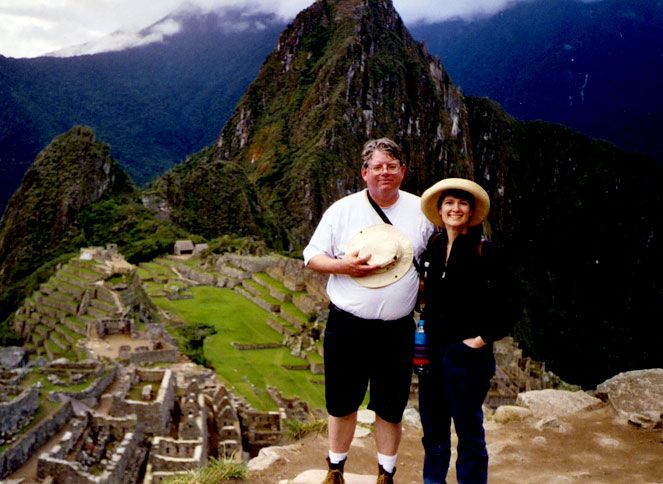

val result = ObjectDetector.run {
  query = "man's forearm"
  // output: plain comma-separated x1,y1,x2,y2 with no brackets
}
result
307,254,347,275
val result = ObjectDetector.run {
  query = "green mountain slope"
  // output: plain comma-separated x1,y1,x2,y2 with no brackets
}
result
155,0,662,386
0,126,191,331
155,0,469,250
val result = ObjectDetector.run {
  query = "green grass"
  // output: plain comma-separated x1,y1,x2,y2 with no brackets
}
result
20,369,98,394
286,417,328,440
280,301,310,324
242,280,280,305
165,457,247,483
307,351,323,364
253,272,291,294
152,286,325,411
139,261,175,278
135,267,153,280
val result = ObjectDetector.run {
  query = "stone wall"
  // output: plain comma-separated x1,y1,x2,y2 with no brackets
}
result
486,337,556,408
221,254,278,273
265,256,329,300
0,400,73,479
176,265,216,286
234,286,280,312
231,342,283,350
37,426,141,484
127,348,178,365
0,385,39,438
240,409,284,457
292,293,323,318
179,393,208,443
148,438,206,472
91,317,133,338
110,369,175,434
52,366,117,406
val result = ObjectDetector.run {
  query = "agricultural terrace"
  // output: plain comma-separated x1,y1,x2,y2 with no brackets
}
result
146,274,325,411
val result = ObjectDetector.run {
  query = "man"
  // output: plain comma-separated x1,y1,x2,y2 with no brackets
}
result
303,138,434,483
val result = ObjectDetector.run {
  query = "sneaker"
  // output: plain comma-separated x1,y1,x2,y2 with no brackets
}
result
376,464,396,484
323,457,346,484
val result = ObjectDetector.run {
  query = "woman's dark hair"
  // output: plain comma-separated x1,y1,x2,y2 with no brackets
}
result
436,189,476,210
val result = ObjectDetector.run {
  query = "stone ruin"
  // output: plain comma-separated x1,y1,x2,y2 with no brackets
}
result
239,408,285,458
0,385,39,446
213,386,243,460
37,412,145,484
3,246,573,482
486,336,558,408
80,244,134,275
110,368,176,435
173,240,194,256
4,360,284,483
144,391,209,483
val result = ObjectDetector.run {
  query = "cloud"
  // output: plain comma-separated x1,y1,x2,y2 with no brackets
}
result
50,19,182,57
394,0,530,24
0,0,603,58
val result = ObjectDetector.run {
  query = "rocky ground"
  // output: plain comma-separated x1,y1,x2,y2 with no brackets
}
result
248,399,663,483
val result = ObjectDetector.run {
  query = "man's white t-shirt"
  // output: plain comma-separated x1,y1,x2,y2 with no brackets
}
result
303,189,434,320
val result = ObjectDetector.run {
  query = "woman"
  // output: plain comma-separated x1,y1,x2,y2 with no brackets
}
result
418,178,514,484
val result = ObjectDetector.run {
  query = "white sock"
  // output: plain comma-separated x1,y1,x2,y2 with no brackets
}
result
328,451,348,464
377,452,397,473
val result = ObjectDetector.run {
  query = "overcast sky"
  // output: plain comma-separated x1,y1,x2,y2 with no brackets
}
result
0,0,569,58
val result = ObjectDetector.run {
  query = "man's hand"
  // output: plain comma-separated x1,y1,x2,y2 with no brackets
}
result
338,250,381,277
462,335,486,349
307,251,381,277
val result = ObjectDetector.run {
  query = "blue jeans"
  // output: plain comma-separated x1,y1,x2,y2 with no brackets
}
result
418,341,495,484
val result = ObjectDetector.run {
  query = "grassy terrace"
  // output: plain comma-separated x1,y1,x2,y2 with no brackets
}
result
152,286,325,411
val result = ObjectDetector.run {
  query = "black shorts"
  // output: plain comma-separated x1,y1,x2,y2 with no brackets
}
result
323,304,415,423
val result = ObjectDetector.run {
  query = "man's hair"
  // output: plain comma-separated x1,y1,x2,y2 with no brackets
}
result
361,138,403,167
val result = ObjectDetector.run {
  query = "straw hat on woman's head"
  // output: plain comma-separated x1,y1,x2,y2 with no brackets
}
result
421,178,490,227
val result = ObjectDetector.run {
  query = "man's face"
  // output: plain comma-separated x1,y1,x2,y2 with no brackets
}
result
361,150,406,198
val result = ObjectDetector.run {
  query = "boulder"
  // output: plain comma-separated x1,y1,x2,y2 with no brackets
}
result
595,368,663,429
402,407,422,429
492,405,533,423
248,444,298,472
0,346,27,369
357,409,375,425
516,389,603,418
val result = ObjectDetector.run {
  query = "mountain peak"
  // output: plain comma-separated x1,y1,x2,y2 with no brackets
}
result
0,126,132,292
158,0,466,249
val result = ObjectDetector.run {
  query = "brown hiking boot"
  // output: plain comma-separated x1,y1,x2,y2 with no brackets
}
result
376,464,396,484
323,457,346,484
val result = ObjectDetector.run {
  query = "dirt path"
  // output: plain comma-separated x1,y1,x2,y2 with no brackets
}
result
249,404,663,483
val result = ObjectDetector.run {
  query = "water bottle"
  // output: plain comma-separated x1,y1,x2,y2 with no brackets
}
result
413,319,430,374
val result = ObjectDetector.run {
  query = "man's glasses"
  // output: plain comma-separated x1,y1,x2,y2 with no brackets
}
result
365,163,402,174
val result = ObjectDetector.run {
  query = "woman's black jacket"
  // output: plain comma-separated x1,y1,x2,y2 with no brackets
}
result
419,230,518,345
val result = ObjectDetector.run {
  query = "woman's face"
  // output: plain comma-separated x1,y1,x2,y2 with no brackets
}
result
439,195,473,230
